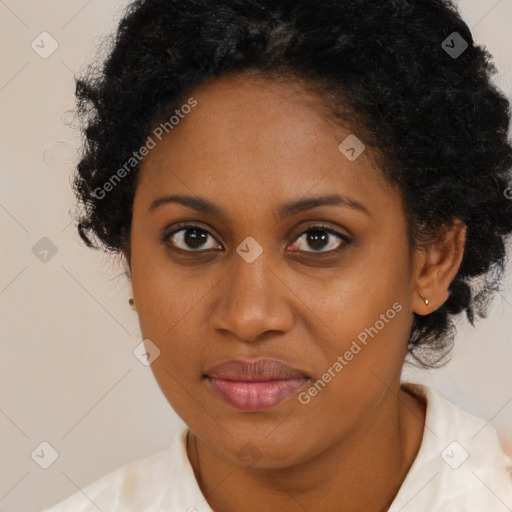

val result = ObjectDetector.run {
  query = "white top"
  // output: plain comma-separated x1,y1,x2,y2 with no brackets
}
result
41,383,512,512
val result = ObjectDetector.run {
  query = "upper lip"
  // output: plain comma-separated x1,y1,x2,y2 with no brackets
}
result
205,359,309,381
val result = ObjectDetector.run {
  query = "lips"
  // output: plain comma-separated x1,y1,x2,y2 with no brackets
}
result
206,359,309,381
204,359,310,411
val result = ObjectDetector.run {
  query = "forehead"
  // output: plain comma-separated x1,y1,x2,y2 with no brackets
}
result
135,74,397,215
142,75,342,168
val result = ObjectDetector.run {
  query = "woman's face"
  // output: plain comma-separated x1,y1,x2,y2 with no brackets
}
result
129,74,419,467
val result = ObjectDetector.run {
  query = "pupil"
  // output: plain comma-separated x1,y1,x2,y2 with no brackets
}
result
185,229,207,249
308,230,328,250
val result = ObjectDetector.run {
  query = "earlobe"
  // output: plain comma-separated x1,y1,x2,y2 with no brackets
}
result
415,291,433,316
412,220,467,316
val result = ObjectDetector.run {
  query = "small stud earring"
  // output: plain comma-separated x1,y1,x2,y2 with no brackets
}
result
424,297,429,306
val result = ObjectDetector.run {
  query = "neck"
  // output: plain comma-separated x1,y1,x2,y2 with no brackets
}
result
187,382,426,512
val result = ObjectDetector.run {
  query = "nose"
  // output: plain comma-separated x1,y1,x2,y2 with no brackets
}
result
210,246,295,343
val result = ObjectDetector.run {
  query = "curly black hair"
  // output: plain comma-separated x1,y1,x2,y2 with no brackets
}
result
72,0,512,368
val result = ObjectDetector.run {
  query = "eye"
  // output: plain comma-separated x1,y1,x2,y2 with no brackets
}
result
162,224,221,252
288,225,351,254
162,223,351,255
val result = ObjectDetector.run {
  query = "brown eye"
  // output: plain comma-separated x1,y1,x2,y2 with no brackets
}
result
163,225,221,252
162,223,351,256
288,225,351,254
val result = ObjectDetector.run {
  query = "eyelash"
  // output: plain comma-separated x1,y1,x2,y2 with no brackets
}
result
161,223,352,256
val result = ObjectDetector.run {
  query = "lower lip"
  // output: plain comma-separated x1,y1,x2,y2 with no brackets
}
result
206,377,309,411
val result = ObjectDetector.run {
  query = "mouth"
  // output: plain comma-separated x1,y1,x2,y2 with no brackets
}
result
204,359,310,411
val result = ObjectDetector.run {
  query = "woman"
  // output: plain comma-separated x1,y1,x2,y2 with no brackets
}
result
42,0,512,510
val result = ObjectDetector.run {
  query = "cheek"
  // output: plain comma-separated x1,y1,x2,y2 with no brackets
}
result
303,234,412,346
295,291,410,440
132,267,210,369
297,240,413,406
129,234,201,376
131,257,211,425
129,220,204,335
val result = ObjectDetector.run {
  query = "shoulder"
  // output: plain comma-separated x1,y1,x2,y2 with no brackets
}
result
391,383,512,512
39,427,189,512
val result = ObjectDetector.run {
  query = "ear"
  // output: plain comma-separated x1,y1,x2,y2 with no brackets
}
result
412,219,467,315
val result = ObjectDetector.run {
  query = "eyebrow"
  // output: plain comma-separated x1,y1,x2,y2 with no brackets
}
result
148,193,370,218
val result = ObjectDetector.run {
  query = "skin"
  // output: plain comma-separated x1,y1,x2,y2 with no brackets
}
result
126,73,466,512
